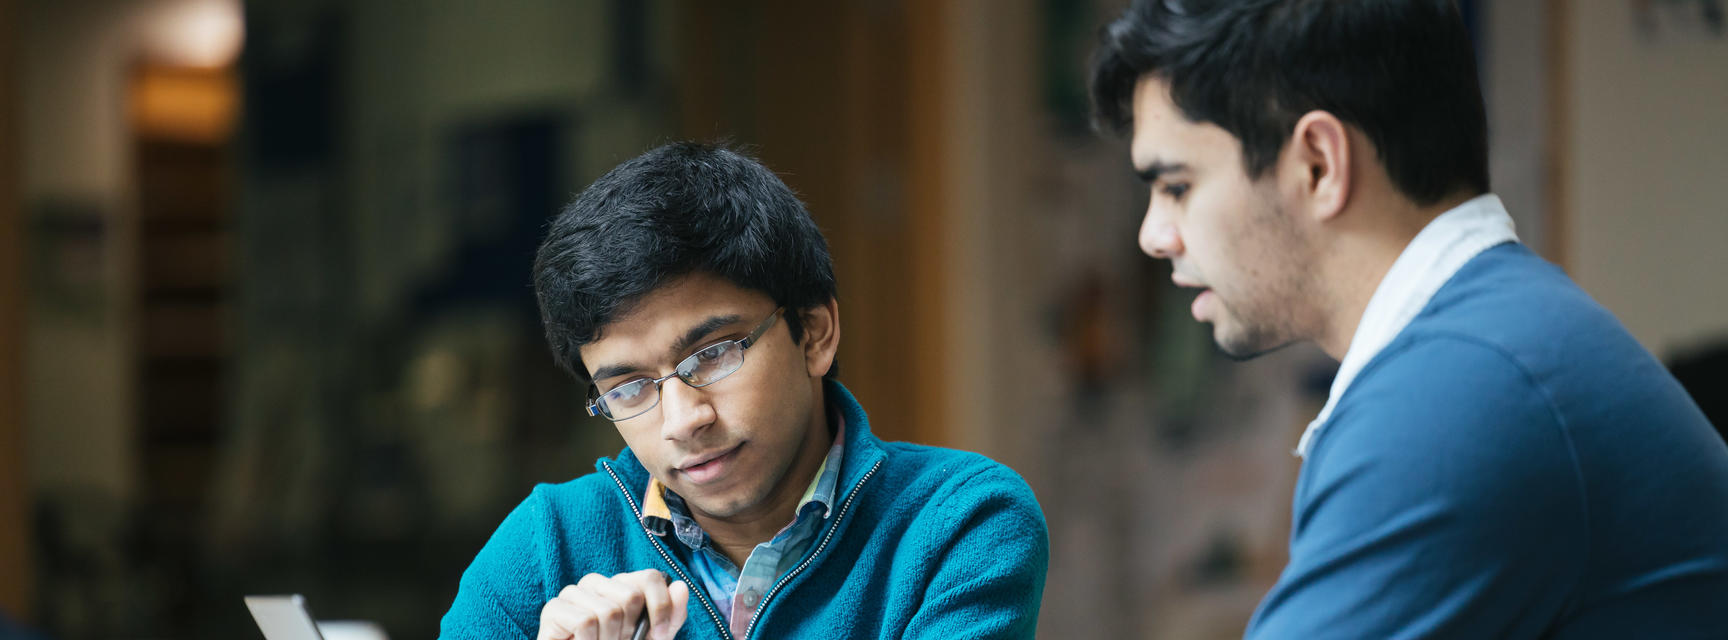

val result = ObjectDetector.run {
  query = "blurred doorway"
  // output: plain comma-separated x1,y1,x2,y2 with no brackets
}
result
127,59,237,634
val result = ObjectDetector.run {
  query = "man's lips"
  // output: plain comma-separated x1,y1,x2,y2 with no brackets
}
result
1172,274,1213,321
1191,289,1214,321
675,443,743,485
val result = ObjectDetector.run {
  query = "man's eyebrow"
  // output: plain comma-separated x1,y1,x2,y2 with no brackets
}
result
1135,160,1189,184
670,314,743,359
591,362,642,385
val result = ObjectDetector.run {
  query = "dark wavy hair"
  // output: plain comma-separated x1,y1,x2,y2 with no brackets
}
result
1091,0,1490,206
532,142,838,383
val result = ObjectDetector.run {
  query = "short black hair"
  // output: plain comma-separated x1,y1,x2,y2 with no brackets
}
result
532,142,838,383
1091,0,1490,206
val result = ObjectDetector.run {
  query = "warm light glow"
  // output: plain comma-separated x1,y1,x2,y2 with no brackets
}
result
131,66,239,143
141,0,245,69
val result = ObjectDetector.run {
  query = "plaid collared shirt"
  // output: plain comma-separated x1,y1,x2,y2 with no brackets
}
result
640,419,845,638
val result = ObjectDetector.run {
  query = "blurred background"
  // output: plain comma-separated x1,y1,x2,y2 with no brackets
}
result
1,0,1724,638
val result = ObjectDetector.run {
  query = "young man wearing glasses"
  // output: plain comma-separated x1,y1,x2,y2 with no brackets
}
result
1091,1,1728,637
439,142,1048,640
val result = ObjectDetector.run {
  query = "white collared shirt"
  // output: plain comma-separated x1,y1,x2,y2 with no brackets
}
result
1295,194,1521,458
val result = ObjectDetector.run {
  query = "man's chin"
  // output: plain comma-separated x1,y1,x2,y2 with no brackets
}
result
681,486,762,521
1213,325,1294,361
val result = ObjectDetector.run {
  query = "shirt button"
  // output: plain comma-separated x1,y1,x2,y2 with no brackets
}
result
741,589,760,608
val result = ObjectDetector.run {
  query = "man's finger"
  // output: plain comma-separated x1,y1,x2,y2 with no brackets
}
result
621,571,676,639
574,572,610,591
567,588,626,640
611,570,685,640
583,577,646,640
538,596,600,640
662,580,690,640
558,583,584,603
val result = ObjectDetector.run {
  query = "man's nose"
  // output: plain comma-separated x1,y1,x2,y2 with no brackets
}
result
657,377,716,441
1139,205,1183,259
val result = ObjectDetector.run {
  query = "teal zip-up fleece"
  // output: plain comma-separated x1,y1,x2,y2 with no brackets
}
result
440,381,1049,639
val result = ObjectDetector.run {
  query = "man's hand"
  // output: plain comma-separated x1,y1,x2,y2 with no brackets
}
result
536,569,691,640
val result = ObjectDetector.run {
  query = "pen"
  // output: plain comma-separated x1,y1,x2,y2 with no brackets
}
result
631,617,649,640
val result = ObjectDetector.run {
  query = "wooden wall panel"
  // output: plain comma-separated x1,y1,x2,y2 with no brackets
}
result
675,0,952,446
0,0,37,622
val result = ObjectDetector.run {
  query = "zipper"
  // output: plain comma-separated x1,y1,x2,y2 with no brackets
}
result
602,461,735,640
741,459,883,640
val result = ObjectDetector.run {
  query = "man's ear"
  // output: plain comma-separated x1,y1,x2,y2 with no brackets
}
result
797,298,840,378
1287,110,1353,222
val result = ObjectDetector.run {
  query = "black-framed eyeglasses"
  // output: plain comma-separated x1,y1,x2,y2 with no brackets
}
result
585,307,784,422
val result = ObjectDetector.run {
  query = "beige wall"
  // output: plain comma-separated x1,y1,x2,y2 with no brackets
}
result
1484,0,1552,255
19,0,174,503
929,0,1038,466
1566,4,1728,358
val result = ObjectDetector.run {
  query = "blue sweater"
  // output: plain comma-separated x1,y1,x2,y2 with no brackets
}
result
440,382,1049,639
1247,244,1728,638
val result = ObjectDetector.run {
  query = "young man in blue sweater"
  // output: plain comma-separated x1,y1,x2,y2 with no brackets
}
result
439,143,1047,640
1092,1,1728,637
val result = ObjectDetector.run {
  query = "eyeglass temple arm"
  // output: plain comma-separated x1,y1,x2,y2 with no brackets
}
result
740,307,784,349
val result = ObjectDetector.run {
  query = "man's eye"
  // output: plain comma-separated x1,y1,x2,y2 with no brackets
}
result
696,345,725,362
1161,183,1190,201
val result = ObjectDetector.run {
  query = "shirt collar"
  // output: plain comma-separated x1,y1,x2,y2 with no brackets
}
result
640,411,848,541
1295,193,1519,458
